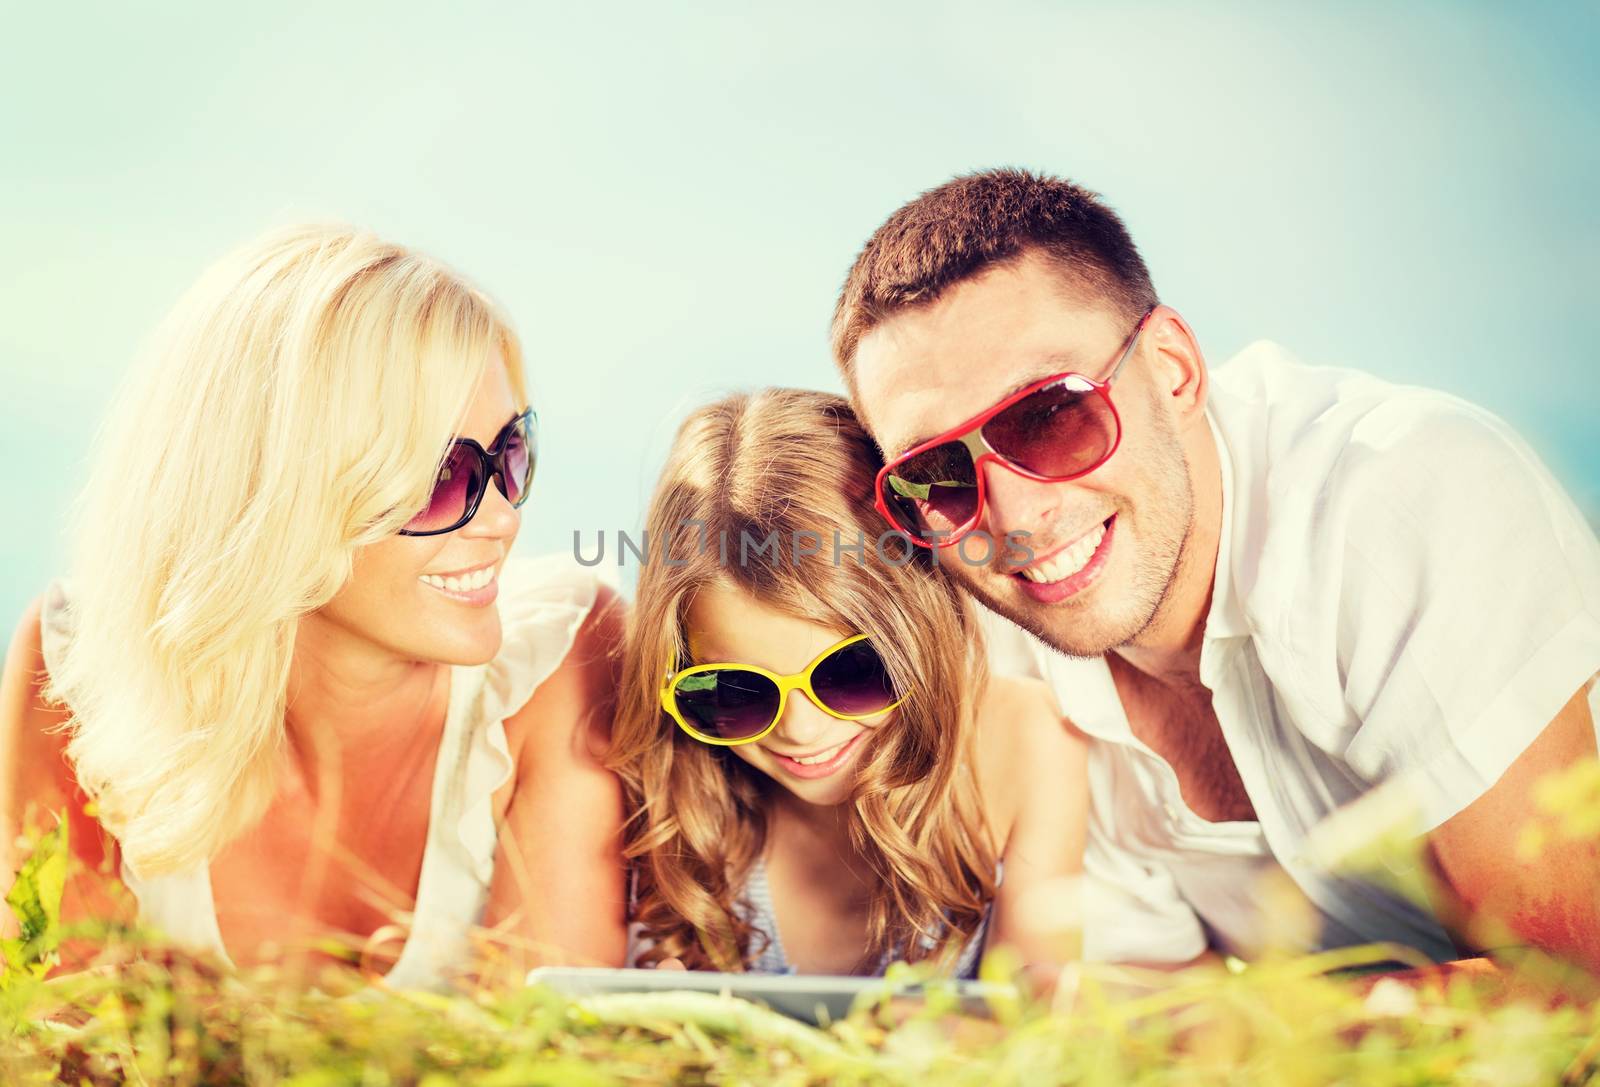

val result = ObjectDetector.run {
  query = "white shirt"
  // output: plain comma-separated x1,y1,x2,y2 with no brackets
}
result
983,342,1600,965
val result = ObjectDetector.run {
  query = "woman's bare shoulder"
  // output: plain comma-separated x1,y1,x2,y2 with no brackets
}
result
1,594,80,848
501,582,626,765
3,595,134,951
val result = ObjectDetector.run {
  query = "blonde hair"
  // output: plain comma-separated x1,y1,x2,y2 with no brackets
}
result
42,224,525,876
608,389,997,971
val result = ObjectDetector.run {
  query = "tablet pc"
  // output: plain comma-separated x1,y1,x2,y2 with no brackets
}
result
525,966,1018,1025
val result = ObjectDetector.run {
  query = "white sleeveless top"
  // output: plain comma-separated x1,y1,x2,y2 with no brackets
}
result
37,553,601,992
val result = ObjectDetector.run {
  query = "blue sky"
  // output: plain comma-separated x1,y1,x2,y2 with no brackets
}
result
3,1,1597,640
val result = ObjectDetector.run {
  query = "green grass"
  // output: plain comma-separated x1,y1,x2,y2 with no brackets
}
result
5,944,1599,1085
6,759,1600,1085
6,922,1598,1083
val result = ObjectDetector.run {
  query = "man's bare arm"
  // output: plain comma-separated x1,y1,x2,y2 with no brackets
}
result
1425,684,1600,973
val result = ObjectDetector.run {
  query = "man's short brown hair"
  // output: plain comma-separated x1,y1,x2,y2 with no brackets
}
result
830,168,1159,383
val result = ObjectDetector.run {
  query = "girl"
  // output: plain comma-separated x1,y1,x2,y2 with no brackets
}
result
0,225,627,988
609,389,1088,984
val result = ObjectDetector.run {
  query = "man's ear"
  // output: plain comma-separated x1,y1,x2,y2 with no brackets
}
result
1146,305,1208,426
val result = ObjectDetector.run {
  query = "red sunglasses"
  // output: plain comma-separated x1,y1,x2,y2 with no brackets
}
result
874,308,1155,548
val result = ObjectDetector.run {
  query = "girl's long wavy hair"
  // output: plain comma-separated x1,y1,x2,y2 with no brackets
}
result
42,224,524,876
607,388,997,972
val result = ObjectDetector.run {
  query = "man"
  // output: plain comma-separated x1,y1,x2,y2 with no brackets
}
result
831,168,1600,970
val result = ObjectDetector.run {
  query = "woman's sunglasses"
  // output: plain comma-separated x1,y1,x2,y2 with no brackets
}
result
661,634,906,746
874,308,1156,548
399,408,538,536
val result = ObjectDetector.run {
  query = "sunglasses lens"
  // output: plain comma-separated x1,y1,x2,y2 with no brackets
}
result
499,415,536,508
983,378,1118,478
810,640,899,716
881,441,979,544
673,668,781,741
404,443,484,534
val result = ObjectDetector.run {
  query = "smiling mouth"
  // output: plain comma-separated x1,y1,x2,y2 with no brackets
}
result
766,731,868,779
1017,515,1113,585
778,738,854,765
419,562,499,594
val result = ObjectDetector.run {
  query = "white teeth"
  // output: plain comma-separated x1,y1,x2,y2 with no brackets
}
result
1021,522,1106,584
420,565,498,594
790,740,847,765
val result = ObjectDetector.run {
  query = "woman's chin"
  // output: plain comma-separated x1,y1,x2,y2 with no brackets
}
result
411,622,503,668
403,585,504,663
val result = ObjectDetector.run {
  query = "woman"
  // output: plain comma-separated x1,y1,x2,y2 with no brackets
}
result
0,225,627,988
609,389,1088,986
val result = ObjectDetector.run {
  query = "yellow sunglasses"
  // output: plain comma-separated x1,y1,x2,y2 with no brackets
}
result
660,633,907,746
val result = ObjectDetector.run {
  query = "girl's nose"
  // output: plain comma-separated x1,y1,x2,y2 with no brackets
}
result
767,689,837,749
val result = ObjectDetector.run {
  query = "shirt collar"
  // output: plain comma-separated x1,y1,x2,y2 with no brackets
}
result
1202,403,1251,644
